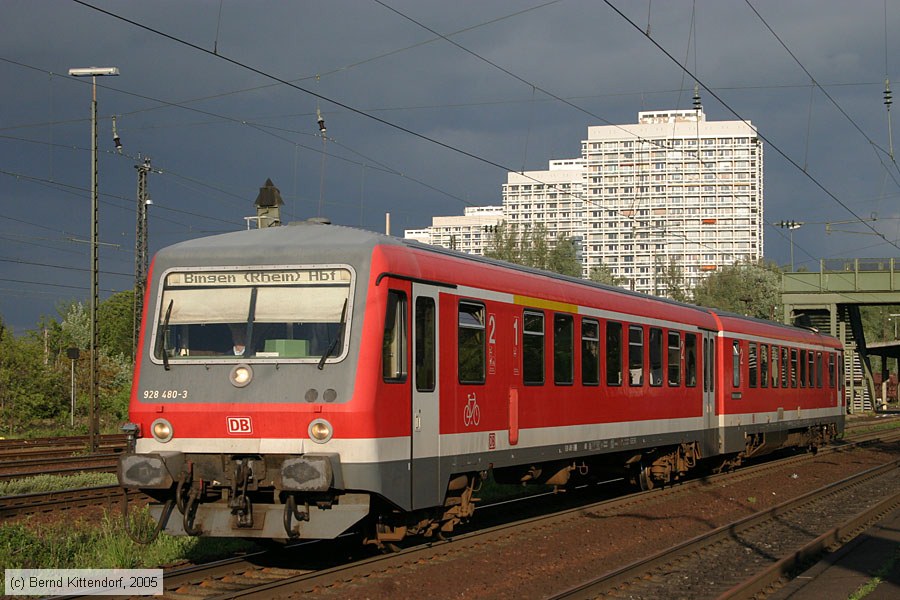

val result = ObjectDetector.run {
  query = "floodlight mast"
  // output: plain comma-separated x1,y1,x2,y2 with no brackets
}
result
68,65,119,453
68,66,120,77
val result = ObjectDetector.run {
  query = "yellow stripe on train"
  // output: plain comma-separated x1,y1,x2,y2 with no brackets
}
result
512,294,579,313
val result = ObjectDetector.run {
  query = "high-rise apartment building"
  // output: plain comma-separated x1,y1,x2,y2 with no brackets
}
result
406,109,763,297
404,205,503,255
501,159,588,275
581,109,763,294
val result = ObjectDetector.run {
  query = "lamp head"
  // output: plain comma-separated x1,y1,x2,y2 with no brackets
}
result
68,67,120,77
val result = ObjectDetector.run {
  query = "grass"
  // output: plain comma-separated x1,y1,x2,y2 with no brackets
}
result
0,507,260,595
848,545,900,600
0,473,118,496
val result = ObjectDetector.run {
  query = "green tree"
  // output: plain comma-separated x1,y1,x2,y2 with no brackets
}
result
0,321,68,432
589,264,624,287
691,261,782,319
657,259,689,302
484,221,521,264
547,236,582,278
486,222,583,278
521,223,550,270
99,290,136,359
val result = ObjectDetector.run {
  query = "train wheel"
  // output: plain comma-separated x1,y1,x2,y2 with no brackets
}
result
637,464,655,491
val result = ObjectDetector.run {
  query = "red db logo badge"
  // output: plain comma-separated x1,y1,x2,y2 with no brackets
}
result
227,416,252,435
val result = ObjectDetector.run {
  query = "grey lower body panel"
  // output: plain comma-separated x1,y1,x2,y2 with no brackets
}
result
150,493,370,540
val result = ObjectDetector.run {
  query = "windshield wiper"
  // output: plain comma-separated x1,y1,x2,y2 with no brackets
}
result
159,299,173,371
318,298,348,371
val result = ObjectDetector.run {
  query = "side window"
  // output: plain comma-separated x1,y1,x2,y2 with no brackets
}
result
771,345,779,388
703,338,710,392
581,318,600,386
760,344,768,388
554,314,574,385
839,355,845,391
667,331,681,386
458,301,485,384
816,351,823,388
649,327,663,387
523,310,544,385
748,342,757,388
382,290,407,382
828,354,836,389
684,333,697,387
808,351,816,388
781,347,789,388
606,321,623,386
732,340,741,388
790,348,798,387
799,349,807,388
628,325,644,386
415,297,435,392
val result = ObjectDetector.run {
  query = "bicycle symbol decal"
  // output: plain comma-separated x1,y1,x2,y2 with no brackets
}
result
463,392,481,427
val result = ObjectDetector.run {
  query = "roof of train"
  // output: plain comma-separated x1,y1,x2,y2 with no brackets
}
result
153,222,839,345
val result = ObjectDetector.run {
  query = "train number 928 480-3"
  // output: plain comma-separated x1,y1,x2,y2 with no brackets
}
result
142,389,188,400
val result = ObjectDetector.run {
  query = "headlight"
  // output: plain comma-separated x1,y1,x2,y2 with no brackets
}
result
151,418,174,443
230,363,253,388
308,418,333,443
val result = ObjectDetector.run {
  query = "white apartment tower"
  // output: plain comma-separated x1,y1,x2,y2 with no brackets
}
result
502,159,588,273
409,109,763,297
581,109,763,294
404,205,504,255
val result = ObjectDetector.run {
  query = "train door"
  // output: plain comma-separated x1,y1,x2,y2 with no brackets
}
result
702,331,720,454
411,284,441,510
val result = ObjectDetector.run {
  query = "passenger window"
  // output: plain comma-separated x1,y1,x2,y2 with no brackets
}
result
799,350,807,388
806,350,816,388
415,297,435,392
523,311,544,385
458,302,486,384
781,347,789,388
667,331,681,386
760,344,768,388
606,321,623,386
554,314,574,385
581,319,600,386
828,354,836,389
628,325,644,386
382,291,407,382
771,346,779,388
816,352,823,388
790,349,798,387
732,340,741,387
748,342,757,388
684,333,697,387
649,327,663,387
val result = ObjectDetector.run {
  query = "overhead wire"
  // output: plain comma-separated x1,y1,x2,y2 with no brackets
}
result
603,0,900,252
743,0,900,186
62,0,900,262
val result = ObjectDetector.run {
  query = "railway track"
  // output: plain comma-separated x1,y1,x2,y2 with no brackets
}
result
50,427,896,600
1,424,897,520
550,460,900,600
0,434,127,463
0,454,118,483
0,485,146,519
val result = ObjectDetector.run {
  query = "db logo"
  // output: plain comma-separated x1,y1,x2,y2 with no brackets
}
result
226,416,253,435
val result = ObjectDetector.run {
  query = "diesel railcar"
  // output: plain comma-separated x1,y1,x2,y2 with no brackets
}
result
118,221,844,544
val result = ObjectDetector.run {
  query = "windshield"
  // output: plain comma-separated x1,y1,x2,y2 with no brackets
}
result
153,267,353,362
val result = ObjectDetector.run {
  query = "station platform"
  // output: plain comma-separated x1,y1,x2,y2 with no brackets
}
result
771,507,900,599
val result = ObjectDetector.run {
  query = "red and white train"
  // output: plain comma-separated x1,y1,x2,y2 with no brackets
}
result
118,221,844,543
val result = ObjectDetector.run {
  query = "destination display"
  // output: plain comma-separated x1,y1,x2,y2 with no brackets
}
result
165,268,351,287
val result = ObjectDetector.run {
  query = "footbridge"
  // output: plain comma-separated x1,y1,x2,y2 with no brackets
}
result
782,258,900,412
